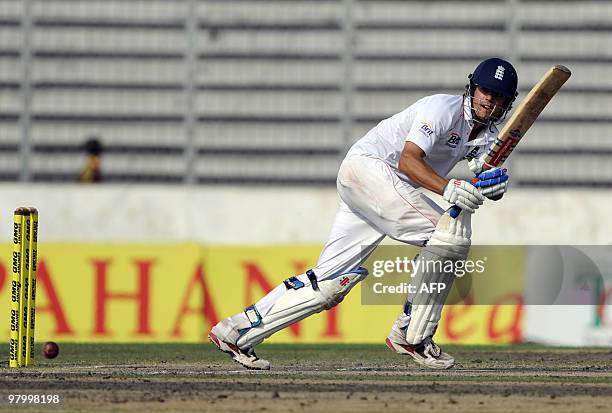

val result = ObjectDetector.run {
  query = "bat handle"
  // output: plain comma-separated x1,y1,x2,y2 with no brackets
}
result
448,205,461,219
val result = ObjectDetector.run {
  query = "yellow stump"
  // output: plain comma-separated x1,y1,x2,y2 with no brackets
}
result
9,208,26,368
8,207,38,368
19,208,30,367
25,208,38,366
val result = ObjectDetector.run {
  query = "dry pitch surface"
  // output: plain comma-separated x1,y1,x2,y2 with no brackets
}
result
1,343,611,412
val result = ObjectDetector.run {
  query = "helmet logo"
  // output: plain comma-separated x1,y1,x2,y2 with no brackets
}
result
494,65,505,80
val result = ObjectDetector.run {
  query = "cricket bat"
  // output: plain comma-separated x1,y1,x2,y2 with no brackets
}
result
449,64,571,218
483,64,572,167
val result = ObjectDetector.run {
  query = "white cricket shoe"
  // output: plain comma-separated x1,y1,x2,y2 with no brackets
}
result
208,319,270,370
386,336,455,370
386,312,454,369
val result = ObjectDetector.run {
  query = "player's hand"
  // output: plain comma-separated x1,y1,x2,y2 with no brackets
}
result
443,179,485,213
467,156,494,175
473,167,509,201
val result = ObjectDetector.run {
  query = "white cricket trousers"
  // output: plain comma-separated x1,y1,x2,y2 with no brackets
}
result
251,155,445,317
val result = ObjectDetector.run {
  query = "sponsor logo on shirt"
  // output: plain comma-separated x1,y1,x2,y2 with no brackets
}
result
419,122,434,137
464,147,480,160
446,132,461,148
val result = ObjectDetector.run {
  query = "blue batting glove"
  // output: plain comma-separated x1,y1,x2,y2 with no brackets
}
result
473,168,509,189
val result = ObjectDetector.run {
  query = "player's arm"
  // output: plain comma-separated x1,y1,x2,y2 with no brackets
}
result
398,142,447,194
399,142,485,213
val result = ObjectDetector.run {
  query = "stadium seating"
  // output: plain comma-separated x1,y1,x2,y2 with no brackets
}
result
0,0,610,185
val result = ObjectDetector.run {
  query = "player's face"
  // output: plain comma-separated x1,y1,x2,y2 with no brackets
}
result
472,86,507,122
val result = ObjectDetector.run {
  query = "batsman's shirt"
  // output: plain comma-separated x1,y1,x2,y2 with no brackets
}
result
346,94,498,187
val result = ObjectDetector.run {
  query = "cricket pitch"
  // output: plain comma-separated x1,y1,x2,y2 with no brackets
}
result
1,343,611,412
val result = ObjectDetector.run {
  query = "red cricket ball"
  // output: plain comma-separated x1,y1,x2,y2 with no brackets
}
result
42,341,59,359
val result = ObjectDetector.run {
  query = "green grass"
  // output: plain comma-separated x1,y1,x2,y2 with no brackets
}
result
1,342,603,365
2,342,611,377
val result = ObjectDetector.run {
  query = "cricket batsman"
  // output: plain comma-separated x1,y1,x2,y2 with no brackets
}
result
209,58,518,370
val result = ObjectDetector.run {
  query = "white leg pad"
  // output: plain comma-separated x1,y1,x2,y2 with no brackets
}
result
405,210,472,344
235,268,368,348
